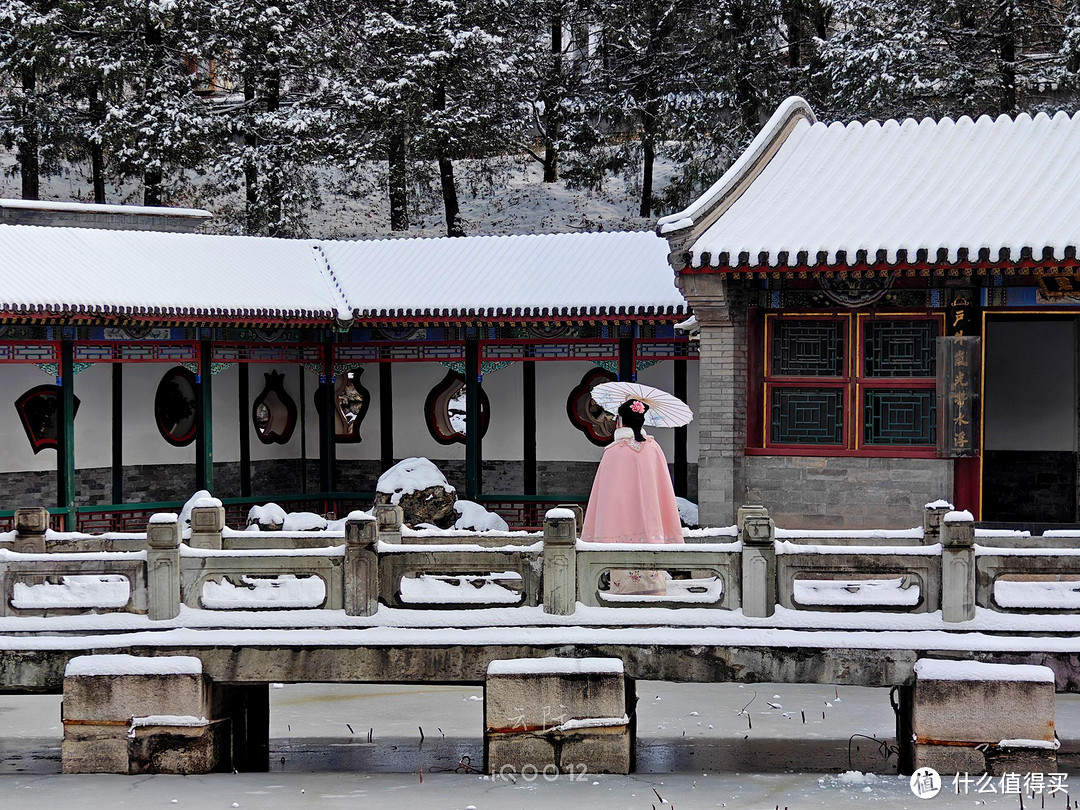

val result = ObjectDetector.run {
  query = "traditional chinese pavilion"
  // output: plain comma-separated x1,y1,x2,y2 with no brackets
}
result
659,96,1080,530
0,200,694,531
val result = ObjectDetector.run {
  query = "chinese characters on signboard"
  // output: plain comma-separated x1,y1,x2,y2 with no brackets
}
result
937,336,980,458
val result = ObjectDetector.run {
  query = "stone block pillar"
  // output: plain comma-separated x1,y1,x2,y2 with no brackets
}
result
344,511,378,616
14,507,49,554
147,513,181,621
189,501,225,550
922,499,954,546
739,503,776,618
907,658,1057,775
677,273,746,527
486,658,633,775
62,654,226,774
941,510,975,623
374,503,403,544
543,508,577,615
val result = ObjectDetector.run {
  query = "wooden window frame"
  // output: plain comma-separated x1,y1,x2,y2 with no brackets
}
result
750,311,944,458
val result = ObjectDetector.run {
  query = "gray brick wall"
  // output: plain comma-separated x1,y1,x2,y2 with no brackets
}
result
744,455,953,529
695,284,747,527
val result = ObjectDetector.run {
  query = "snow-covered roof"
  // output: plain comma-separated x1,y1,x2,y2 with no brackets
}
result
659,96,1080,271
0,199,212,218
0,224,349,322
0,225,684,323
319,230,686,319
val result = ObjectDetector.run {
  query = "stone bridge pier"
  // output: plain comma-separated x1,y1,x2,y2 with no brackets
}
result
62,654,269,775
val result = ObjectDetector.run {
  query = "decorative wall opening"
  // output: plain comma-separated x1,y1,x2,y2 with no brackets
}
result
14,384,81,453
314,367,369,442
424,370,489,445
566,367,617,446
252,370,298,445
154,367,197,447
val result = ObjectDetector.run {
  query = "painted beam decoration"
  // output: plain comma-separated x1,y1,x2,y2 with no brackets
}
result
936,336,980,458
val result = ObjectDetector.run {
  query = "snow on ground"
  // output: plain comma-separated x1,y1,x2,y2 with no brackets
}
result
3,681,1080,807
0,152,662,239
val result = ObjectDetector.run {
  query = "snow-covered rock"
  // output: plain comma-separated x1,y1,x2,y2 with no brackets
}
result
247,503,287,531
375,458,457,528
281,511,328,532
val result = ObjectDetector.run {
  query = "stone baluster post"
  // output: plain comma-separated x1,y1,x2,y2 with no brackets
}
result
738,503,776,618
146,513,181,621
374,504,403,545
922,499,954,546
344,511,378,616
543,508,577,615
189,500,225,550
941,510,975,623
14,506,48,554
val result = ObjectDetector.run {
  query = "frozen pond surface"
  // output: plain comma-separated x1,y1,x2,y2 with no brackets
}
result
3,681,1080,808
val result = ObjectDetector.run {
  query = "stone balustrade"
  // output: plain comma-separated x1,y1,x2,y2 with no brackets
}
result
1,499,1079,622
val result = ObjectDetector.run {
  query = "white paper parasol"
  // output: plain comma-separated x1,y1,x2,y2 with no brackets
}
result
590,381,694,428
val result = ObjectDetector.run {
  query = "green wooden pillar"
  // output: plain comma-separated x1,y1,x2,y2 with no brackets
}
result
56,338,76,528
111,363,123,505
319,336,336,493
195,337,214,493
238,362,251,497
522,360,536,496
379,361,394,473
464,334,481,500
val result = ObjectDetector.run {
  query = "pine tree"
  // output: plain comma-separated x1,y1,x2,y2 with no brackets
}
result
0,0,68,199
328,0,522,236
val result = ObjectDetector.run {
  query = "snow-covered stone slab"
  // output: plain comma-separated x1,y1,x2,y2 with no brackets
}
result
913,658,1055,683
488,657,625,676
776,541,939,555
66,654,203,677
912,657,1056,775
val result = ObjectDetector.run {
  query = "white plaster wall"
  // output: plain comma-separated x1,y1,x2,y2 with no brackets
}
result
119,363,195,467
984,319,1077,451
0,364,68,473
0,355,701,476
212,363,240,463
393,363,464,462
478,363,523,461
71,363,113,469
536,361,607,463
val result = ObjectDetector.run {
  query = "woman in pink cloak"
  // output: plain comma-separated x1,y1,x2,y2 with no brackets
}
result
580,398,683,595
